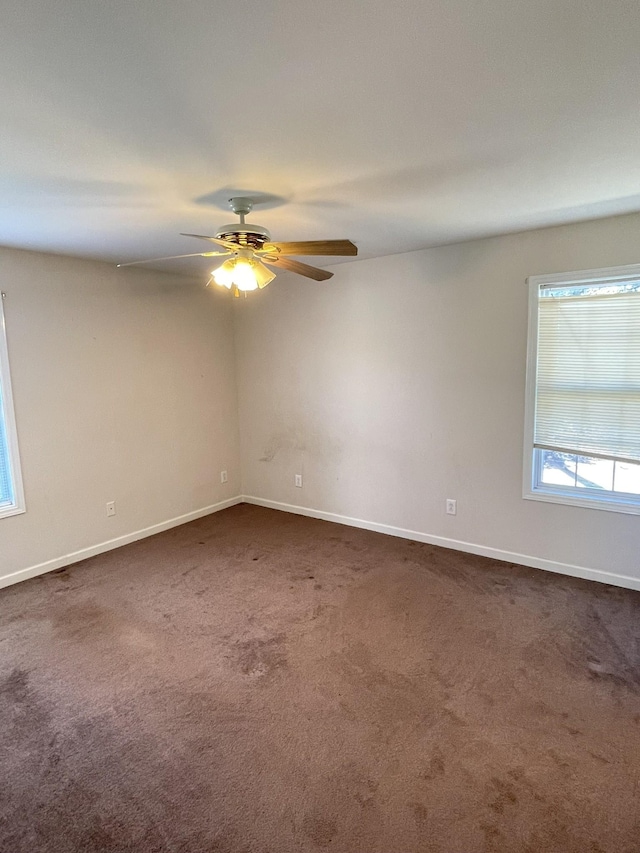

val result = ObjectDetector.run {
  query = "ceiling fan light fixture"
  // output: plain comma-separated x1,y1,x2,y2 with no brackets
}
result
253,260,276,289
232,258,259,291
211,255,272,292
211,258,237,289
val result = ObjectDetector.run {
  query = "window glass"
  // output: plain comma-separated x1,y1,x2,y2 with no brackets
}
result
0,296,25,517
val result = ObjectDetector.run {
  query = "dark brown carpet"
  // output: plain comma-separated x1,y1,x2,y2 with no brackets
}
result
1,504,640,852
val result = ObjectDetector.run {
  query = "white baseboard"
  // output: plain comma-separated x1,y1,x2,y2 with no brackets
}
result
242,495,640,593
4,494,639,594
0,496,243,591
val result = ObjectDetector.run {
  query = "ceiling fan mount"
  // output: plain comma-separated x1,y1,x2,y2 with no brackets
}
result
117,194,358,296
227,197,254,217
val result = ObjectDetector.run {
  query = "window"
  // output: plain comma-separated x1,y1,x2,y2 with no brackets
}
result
524,263,640,514
0,294,25,518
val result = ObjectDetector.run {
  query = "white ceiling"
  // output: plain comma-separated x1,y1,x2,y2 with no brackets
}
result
2,0,640,274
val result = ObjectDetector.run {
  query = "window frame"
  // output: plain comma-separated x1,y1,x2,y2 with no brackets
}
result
523,263,640,516
0,293,25,519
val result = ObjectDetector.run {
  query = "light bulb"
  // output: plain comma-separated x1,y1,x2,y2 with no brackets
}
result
232,258,259,291
212,259,235,288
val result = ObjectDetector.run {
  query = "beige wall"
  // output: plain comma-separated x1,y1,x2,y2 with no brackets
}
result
3,212,640,591
1,248,240,584
234,212,640,588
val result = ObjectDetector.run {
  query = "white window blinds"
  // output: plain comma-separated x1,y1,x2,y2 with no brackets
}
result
535,283,640,464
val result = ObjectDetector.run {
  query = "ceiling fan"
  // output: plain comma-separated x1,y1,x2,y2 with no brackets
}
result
117,197,357,296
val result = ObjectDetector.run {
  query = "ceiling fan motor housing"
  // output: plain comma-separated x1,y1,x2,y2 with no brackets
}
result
217,197,271,247
215,222,271,248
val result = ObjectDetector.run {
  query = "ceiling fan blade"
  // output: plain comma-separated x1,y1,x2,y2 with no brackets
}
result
117,250,230,268
263,256,333,281
180,232,239,250
259,240,357,256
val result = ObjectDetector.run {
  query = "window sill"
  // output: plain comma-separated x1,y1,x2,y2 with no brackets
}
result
0,502,26,520
523,486,640,516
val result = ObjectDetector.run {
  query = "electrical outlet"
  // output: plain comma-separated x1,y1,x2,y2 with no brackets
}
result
220,470,228,484
106,501,116,517
446,499,457,516
295,474,303,488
